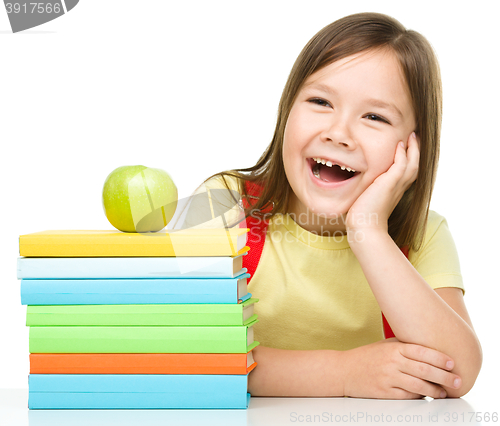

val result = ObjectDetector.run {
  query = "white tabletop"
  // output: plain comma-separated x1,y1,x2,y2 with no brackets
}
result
1,388,497,426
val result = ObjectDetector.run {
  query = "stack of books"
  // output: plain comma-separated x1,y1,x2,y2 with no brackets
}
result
18,228,258,409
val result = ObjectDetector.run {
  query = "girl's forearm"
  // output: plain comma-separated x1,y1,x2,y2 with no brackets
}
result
248,345,346,397
349,229,482,397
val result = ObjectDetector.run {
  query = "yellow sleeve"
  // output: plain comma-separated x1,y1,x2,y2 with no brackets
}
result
171,174,245,230
409,210,465,295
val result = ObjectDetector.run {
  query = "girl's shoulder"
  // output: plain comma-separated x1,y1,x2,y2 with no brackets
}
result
410,210,464,293
410,209,458,261
423,210,452,241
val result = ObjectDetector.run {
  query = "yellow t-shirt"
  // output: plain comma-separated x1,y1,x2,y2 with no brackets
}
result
176,175,465,351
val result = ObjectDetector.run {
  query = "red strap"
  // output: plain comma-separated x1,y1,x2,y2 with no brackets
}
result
381,315,395,338
241,181,270,285
241,180,406,340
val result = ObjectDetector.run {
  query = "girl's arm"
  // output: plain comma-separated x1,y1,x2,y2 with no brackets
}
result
248,346,346,397
345,134,482,398
248,341,460,399
348,231,482,398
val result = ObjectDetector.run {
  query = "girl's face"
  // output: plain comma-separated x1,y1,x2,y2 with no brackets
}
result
282,49,416,235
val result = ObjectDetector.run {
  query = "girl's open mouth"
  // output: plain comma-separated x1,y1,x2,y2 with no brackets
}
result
307,158,360,183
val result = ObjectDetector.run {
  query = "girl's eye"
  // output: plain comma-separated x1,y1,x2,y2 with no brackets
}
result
308,98,331,108
365,113,390,124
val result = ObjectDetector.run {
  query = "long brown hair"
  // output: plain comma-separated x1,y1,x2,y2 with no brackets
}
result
204,12,442,252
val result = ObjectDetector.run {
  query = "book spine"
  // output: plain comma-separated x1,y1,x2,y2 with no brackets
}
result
17,257,245,279
29,353,256,375
20,238,245,257
26,303,257,326
21,278,249,305
29,326,251,353
28,374,250,409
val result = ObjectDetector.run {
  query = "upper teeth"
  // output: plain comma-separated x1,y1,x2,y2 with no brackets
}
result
313,158,356,173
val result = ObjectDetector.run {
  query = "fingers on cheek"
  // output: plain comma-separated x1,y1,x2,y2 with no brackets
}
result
397,143,409,168
406,162,419,182
391,145,406,172
398,141,407,158
409,135,420,174
411,164,419,181
410,132,419,147
401,149,419,184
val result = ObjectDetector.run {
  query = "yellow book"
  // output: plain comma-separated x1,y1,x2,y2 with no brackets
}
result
19,229,249,257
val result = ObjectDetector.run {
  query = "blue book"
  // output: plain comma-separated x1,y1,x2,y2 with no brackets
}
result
28,374,251,409
17,255,247,279
21,273,251,305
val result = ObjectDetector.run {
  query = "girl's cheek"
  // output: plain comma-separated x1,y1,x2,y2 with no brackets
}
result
362,146,396,179
378,149,399,173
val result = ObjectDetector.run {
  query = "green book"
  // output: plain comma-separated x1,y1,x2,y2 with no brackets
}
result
29,320,259,354
26,299,258,326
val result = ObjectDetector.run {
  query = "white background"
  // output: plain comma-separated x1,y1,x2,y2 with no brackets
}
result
0,0,498,410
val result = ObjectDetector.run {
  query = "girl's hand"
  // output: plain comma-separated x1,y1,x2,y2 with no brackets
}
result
342,338,462,399
345,132,419,238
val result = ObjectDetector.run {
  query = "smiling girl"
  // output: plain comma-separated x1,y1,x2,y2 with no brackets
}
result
177,12,482,399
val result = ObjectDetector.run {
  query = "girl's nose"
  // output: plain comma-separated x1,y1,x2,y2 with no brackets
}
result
321,117,355,149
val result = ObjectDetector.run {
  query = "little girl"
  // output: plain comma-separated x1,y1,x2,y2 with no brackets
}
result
175,12,482,399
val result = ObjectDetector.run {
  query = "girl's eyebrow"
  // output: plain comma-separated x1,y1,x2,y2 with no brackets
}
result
303,82,337,97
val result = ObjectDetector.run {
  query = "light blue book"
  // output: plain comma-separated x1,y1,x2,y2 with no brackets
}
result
21,273,251,305
28,374,251,409
17,255,247,279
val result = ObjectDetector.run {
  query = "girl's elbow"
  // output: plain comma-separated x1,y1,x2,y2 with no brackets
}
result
448,340,483,398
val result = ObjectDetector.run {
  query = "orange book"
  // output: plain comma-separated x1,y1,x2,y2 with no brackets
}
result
29,352,256,375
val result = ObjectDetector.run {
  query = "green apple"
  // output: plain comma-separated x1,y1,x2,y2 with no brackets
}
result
102,165,178,233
